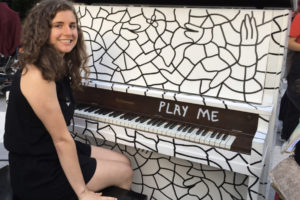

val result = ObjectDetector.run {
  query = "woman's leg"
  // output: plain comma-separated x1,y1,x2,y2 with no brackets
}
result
86,146,133,191
90,145,131,165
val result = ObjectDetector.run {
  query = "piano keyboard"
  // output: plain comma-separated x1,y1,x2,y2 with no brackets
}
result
74,104,236,150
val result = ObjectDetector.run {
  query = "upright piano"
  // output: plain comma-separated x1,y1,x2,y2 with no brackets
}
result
70,0,295,199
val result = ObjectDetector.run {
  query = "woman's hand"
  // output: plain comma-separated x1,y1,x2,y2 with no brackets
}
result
78,190,117,200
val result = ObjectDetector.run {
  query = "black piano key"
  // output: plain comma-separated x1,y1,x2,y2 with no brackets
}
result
109,111,116,117
182,126,190,132
95,108,105,114
126,114,135,120
216,133,223,139
177,124,185,131
152,119,161,126
222,134,228,141
156,120,165,126
135,116,143,122
120,113,127,119
83,106,91,112
123,113,131,120
147,118,157,125
101,109,112,115
127,114,138,120
164,122,173,128
140,117,149,123
188,127,195,133
201,130,208,136
196,129,203,135
122,113,131,120
210,131,217,138
86,106,99,112
75,104,86,110
169,122,177,129
113,112,123,117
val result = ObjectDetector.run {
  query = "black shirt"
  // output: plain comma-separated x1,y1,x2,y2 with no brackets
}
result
4,70,75,156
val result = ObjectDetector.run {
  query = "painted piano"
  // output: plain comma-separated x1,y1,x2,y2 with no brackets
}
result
70,0,295,199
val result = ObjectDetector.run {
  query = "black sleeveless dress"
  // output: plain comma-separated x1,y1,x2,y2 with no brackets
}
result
4,70,96,200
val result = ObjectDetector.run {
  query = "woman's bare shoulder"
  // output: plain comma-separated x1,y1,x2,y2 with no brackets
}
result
22,64,43,80
20,64,55,96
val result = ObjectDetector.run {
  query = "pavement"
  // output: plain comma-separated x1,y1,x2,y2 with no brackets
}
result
0,95,8,168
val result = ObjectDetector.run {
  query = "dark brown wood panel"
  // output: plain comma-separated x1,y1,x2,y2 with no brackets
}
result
74,86,259,154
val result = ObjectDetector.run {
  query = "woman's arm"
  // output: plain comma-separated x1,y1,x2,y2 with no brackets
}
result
20,65,98,199
288,36,300,52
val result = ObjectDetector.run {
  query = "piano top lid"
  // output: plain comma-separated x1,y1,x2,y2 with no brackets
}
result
74,0,296,9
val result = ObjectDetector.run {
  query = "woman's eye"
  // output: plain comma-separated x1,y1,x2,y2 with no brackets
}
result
70,24,77,29
53,24,63,28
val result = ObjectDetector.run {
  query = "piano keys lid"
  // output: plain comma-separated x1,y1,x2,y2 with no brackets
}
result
74,0,296,9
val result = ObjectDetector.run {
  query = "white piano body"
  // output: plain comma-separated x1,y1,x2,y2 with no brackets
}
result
71,1,294,199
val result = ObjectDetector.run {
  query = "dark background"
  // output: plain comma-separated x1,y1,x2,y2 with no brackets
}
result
0,0,39,21
0,0,295,22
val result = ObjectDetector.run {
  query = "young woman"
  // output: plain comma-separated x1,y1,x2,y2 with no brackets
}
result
4,0,133,199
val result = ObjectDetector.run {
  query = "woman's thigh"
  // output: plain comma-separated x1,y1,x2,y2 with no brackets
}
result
86,159,133,191
90,145,131,165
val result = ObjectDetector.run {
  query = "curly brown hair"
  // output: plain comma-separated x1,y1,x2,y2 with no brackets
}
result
19,0,89,89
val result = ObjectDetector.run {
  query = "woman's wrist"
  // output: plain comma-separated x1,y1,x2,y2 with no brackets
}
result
77,186,88,198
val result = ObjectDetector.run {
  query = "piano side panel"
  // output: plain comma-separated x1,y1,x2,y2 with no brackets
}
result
249,10,292,200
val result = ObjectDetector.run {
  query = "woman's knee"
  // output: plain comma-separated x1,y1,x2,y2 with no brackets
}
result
118,163,133,189
120,153,131,166
87,159,133,191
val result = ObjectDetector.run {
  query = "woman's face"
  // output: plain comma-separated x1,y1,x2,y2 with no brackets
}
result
49,10,78,55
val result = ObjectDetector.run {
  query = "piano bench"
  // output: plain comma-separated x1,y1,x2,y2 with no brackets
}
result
101,186,147,200
0,165,147,200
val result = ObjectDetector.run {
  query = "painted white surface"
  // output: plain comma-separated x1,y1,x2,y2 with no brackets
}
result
73,4,291,200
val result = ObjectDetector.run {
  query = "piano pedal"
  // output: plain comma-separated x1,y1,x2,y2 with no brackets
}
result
100,186,147,200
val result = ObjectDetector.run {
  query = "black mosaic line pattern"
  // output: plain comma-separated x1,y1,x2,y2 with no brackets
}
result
70,118,260,199
75,6,284,104
72,5,289,200
71,123,249,200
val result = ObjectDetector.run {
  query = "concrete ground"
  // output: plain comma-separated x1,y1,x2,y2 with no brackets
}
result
0,95,8,168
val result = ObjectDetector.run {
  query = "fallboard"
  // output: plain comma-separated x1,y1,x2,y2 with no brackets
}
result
74,86,259,154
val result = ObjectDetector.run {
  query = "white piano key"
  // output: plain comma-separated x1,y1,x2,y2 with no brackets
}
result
186,128,200,142
225,136,236,149
179,126,191,139
74,106,238,151
213,133,225,147
194,129,206,143
199,130,210,143
126,116,141,128
220,135,231,148
111,114,126,126
174,125,186,139
137,118,152,132
209,132,219,146
156,122,170,135
165,124,180,137
203,131,214,144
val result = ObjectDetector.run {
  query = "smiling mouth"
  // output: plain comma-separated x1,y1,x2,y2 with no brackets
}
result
60,39,73,44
